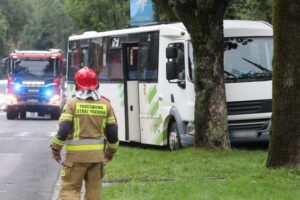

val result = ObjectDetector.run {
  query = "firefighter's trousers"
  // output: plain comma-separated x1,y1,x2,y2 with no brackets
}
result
60,162,103,200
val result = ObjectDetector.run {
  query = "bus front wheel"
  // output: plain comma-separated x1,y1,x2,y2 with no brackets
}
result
168,122,181,151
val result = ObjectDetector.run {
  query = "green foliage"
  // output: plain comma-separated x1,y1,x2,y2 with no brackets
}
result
63,0,130,32
0,12,8,57
103,146,300,199
20,0,76,52
0,0,30,48
225,0,272,23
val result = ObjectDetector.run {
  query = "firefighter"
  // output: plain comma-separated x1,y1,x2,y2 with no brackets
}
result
50,66,119,200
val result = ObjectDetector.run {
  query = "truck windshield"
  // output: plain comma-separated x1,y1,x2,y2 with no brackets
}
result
224,37,273,82
12,58,59,77
188,37,273,82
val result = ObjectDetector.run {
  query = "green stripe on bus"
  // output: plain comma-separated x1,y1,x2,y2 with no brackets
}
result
152,115,163,133
154,130,167,145
147,86,157,104
149,101,159,117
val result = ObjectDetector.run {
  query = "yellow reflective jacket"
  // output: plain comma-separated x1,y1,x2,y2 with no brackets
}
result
52,96,118,163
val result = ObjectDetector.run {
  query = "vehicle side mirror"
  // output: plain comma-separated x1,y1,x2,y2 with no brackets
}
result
166,61,178,80
166,47,178,59
2,58,7,75
62,59,66,76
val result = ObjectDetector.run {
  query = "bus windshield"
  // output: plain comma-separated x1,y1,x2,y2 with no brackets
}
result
224,37,273,81
188,37,273,82
12,58,60,77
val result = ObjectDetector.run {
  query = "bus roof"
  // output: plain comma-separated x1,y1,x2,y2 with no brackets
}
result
224,20,272,37
68,20,273,41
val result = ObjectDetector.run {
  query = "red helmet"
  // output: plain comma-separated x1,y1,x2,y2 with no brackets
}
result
75,67,99,90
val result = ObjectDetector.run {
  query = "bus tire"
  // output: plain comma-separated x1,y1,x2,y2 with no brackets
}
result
168,122,181,151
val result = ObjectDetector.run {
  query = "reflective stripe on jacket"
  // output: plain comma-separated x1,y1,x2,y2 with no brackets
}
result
52,96,118,163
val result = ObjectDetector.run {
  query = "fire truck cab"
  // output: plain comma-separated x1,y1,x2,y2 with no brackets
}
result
4,49,65,120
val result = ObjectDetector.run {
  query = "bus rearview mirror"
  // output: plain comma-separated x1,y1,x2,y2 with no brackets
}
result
166,61,178,80
166,47,178,59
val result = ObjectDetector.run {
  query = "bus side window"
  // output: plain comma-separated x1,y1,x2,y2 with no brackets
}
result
68,41,81,81
138,33,159,81
169,43,185,80
108,49,123,80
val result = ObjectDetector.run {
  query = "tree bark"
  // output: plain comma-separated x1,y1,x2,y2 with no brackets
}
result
267,0,300,168
173,0,230,149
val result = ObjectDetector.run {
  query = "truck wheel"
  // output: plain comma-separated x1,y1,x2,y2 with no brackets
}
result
168,122,181,151
20,111,26,119
7,110,18,120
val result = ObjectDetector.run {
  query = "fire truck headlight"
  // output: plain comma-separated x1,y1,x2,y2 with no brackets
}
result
49,95,60,105
187,122,195,135
6,94,18,105
45,89,52,97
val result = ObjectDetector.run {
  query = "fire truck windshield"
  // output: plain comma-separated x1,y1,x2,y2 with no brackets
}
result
12,58,60,77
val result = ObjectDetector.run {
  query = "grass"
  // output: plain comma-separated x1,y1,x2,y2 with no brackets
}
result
102,145,300,200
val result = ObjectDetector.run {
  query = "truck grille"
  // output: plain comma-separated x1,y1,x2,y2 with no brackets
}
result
228,119,270,131
227,99,272,115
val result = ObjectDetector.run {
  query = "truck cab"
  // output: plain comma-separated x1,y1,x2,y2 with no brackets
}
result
4,49,65,120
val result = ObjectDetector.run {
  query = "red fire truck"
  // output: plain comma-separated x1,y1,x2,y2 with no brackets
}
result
4,49,65,120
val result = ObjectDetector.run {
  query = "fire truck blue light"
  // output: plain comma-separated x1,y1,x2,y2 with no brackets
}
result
45,89,52,96
14,84,21,92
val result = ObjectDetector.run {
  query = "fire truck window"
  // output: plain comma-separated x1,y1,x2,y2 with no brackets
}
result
13,59,58,77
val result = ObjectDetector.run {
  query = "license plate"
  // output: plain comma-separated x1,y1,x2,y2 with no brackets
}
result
27,99,38,103
28,89,39,93
231,130,257,138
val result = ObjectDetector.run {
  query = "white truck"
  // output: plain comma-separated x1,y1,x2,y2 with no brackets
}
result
65,20,273,150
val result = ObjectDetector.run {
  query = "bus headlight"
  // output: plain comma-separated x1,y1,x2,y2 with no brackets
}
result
187,122,195,135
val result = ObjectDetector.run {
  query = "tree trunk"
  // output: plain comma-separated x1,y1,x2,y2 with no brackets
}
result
174,0,230,149
267,0,300,168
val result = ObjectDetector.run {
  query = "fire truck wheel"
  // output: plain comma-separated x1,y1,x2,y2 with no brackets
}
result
167,122,182,151
20,111,26,119
6,110,18,120
50,111,60,120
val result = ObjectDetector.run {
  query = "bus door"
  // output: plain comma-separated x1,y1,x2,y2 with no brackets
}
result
123,43,141,142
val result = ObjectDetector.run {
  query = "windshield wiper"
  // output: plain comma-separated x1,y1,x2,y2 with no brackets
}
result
224,70,238,80
242,58,272,75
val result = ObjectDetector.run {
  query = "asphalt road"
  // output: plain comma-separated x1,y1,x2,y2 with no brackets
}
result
0,112,60,200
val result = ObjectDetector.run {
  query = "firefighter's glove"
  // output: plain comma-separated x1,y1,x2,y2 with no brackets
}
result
105,148,116,163
50,145,61,163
